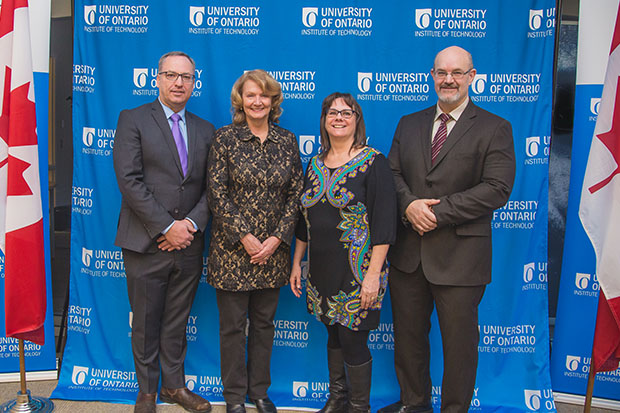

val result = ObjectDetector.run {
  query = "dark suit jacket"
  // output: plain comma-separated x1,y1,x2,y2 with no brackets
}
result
113,99,215,255
388,100,515,286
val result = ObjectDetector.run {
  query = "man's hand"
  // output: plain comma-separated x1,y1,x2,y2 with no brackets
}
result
157,220,196,251
406,199,440,235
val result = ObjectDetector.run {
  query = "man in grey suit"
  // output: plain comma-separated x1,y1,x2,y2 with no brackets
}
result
113,51,214,413
380,46,516,413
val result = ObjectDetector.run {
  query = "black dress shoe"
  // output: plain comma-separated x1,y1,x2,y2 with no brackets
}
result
227,403,247,413
377,401,432,413
249,397,277,413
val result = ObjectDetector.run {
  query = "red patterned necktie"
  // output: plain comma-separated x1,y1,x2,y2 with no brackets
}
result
170,113,188,175
431,112,451,165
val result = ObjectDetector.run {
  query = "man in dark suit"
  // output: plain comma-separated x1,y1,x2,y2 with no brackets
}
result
381,46,516,413
113,51,215,413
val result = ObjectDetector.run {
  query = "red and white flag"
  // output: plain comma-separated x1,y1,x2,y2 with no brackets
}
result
0,0,46,345
579,3,620,373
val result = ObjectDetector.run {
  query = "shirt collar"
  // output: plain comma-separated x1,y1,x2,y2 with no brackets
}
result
237,123,281,143
434,98,469,122
158,98,186,122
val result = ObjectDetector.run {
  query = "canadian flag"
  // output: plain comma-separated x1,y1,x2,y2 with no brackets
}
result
579,3,620,372
0,0,46,345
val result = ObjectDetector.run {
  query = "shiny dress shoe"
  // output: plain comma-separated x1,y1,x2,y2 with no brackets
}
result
227,403,247,413
249,397,277,413
134,392,157,413
160,387,212,412
377,401,432,413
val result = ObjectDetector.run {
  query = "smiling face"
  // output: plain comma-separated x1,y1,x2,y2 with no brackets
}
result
324,98,357,142
156,55,195,112
431,46,476,112
241,79,273,125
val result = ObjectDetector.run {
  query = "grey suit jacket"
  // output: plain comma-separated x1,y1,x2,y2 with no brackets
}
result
113,99,215,254
388,100,515,286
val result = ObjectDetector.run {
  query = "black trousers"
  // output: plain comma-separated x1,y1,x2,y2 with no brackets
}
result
216,287,280,404
389,265,485,413
123,248,202,393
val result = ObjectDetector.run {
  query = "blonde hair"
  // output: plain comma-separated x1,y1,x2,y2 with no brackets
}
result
231,69,283,125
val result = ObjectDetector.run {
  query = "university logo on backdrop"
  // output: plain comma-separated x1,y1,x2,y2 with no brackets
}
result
522,262,547,291
81,126,115,157
301,6,373,37
291,380,329,403
299,136,317,165
183,375,223,397
527,8,555,38
72,185,94,216
492,200,538,230
469,73,542,104
524,135,550,166
188,5,260,36
73,64,96,94
523,389,555,411
82,4,149,33
356,71,430,103
266,70,316,101
68,304,93,335
589,97,601,122
413,7,487,39
72,365,90,385
573,272,598,298
80,246,125,279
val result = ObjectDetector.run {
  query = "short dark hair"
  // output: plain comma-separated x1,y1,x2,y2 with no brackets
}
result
318,92,367,160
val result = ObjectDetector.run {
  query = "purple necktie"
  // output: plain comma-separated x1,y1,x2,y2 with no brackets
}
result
170,113,188,175
431,113,451,165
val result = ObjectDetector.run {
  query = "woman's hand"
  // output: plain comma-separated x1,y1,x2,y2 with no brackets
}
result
241,233,263,257
250,236,282,265
360,270,380,309
290,263,302,298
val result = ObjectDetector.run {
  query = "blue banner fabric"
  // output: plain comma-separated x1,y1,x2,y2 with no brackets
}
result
54,1,556,411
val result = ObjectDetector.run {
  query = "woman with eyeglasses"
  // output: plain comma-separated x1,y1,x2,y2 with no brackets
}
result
290,92,397,413
207,69,303,413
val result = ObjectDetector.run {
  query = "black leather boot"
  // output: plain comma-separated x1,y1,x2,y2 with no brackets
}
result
345,358,372,413
318,348,348,413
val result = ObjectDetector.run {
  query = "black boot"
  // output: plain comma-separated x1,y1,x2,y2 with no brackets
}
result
318,348,348,413
345,358,372,413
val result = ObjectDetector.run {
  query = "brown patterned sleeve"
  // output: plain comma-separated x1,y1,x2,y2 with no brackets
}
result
207,127,251,243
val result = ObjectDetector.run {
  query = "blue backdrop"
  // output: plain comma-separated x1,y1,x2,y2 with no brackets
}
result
53,1,557,411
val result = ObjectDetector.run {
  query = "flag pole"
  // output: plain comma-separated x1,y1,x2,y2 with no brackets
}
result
583,338,597,413
0,339,54,412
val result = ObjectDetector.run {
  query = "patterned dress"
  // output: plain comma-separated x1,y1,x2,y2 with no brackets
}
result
296,147,397,331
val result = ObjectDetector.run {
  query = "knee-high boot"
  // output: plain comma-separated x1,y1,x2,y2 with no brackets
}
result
344,359,371,413
318,348,348,413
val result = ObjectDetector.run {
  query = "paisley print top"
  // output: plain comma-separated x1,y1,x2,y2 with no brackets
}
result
296,147,397,330
207,123,303,291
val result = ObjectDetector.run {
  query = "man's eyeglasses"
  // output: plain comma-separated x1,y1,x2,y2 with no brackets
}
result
433,69,472,80
326,109,357,119
159,71,195,83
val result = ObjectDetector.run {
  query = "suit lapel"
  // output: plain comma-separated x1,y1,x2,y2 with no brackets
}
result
151,100,185,178
430,100,476,170
420,107,435,172
185,112,197,181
